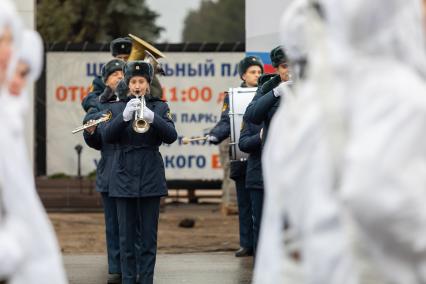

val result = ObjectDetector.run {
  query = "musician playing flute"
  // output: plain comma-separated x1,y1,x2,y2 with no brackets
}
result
103,61,177,284
83,58,125,284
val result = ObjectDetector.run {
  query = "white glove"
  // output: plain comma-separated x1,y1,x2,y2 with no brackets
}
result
207,135,219,144
273,81,291,97
123,98,141,121
143,106,154,123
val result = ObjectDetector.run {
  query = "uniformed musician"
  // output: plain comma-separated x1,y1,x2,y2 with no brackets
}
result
244,46,290,144
82,37,164,115
208,56,264,257
103,60,177,284
83,58,125,284
238,75,277,256
82,37,133,114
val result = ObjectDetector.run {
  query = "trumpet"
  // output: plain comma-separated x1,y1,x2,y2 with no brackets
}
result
72,112,112,134
128,33,164,133
133,94,150,133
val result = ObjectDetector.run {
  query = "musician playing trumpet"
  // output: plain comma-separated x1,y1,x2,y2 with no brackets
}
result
102,60,177,284
82,58,125,284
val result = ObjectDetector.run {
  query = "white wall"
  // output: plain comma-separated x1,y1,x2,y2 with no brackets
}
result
15,0,36,167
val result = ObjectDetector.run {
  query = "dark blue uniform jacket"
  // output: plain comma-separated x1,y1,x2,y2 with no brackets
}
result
244,75,282,145
102,95,177,198
82,76,106,112
238,119,264,189
83,90,120,193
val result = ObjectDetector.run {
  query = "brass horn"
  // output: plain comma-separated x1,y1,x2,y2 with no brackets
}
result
133,95,150,133
128,34,165,75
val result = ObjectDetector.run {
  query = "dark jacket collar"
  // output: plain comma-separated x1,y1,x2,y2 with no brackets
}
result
240,82,257,88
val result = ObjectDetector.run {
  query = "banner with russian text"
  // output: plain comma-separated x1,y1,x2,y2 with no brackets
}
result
46,52,243,179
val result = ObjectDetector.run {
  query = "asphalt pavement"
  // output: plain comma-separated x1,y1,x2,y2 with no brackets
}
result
64,252,253,284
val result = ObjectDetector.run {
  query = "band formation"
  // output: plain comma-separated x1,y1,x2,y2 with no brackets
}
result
2,0,426,284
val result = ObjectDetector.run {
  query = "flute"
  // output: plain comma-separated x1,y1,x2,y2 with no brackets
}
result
71,112,112,134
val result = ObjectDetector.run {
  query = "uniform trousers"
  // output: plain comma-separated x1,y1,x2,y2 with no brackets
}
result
234,177,253,249
101,192,121,274
249,188,264,254
116,196,160,284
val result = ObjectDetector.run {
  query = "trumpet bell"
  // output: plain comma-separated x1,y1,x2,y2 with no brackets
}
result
132,95,150,133
133,118,150,133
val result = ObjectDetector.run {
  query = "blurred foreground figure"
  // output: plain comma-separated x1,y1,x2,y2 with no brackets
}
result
254,0,356,283
336,0,426,283
0,2,68,282
256,0,426,283
0,1,29,280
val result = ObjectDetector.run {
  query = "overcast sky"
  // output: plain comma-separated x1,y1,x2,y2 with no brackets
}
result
146,0,203,43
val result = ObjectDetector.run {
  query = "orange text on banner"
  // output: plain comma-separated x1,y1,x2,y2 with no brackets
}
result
55,85,91,102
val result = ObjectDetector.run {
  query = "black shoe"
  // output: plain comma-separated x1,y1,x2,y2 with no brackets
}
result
107,273,121,284
235,247,253,257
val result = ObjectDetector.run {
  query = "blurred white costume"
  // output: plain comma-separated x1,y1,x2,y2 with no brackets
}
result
0,6,68,281
336,0,426,283
0,1,29,279
254,1,357,283
256,0,426,283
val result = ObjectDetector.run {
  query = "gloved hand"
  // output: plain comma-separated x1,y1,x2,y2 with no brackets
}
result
207,135,219,145
143,106,154,123
260,74,282,94
273,81,291,97
102,86,115,101
123,98,140,121
116,80,129,98
85,120,97,135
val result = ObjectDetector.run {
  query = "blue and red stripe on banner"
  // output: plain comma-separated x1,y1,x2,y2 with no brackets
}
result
246,52,275,74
